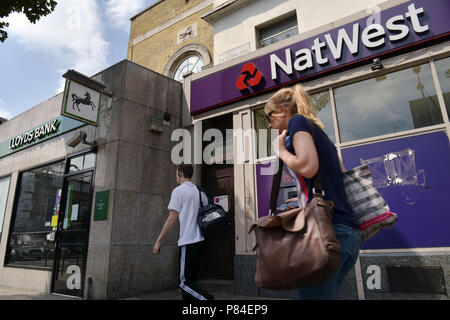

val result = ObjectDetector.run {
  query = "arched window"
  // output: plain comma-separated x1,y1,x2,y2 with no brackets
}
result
173,55,203,82
164,44,211,82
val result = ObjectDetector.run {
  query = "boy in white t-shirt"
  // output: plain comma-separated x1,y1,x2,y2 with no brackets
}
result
153,164,214,300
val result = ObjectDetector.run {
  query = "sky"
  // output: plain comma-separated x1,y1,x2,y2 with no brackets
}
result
0,0,159,121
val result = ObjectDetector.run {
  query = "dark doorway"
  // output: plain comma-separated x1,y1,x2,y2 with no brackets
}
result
200,114,235,280
51,171,94,298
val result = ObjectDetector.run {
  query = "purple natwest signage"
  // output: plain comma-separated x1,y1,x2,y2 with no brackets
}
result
191,0,450,114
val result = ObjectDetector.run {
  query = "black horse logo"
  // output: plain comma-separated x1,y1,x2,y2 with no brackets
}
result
71,91,96,112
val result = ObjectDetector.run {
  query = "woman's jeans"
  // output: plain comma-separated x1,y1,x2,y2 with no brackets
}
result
296,224,361,300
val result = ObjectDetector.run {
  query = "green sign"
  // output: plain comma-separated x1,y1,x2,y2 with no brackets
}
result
0,116,85,159
94,190,109,221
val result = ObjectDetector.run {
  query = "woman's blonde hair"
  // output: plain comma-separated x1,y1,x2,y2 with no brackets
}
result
265,84,324,130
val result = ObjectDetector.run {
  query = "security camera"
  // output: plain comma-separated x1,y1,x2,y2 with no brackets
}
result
67,131,87,148
371,58,383,71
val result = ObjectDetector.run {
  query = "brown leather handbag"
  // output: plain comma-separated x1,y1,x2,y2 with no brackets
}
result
249,156,342,290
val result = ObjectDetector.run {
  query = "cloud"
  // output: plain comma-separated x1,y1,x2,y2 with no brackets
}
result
105,0,148,31
0,99,11,119
6,0,109,93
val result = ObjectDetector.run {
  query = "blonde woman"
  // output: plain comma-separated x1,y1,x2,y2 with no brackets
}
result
265,84,360,300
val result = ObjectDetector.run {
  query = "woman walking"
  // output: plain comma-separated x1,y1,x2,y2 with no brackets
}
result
265,84,360,300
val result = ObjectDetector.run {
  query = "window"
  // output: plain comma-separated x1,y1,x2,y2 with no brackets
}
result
254,108,275,159
173,55,203,82
434,57,450,120
68,153,96,173
0,176,11,242
334,62,443,142
5,161,65,269
310,90,336,143
259,15,299,48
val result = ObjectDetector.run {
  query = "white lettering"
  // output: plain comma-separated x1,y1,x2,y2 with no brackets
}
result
366,265,381,290
267,4,431,83
50,119,58,132
170,129,191,165
183,305,217,318
45,123,51,135
311,38,328,65
294,48,313,71
362,24,386,48
325,23,360,60
405,3,429,34
66,265,81,290
203,129,223,165
270,48,293,80
233,128,256,165
386,15,410,42
366,5,381,26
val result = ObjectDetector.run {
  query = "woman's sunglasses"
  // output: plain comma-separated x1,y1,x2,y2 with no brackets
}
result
265,104,284,122
265,110,275,123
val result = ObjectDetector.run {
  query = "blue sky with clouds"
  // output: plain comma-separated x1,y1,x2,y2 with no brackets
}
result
0,0,158,120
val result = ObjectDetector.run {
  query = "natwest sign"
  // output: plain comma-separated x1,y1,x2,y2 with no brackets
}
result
191,0,450,114
270,3,428,81
236,62,264,90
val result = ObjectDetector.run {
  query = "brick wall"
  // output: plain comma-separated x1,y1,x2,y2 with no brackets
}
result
128,0,213,76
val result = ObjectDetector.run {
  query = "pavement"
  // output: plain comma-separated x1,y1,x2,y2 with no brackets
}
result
0,286,280,300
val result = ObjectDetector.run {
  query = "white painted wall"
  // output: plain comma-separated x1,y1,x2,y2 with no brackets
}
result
212,0,390,65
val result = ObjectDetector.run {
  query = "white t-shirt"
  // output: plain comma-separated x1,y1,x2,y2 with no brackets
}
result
168,181,209,247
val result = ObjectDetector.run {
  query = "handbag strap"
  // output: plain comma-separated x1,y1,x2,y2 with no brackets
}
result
268,118,324,215
269,158,284,215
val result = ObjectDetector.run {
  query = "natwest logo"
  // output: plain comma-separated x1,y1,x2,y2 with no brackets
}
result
236,62,264,91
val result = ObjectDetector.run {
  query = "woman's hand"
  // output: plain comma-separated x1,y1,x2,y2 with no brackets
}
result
273,130,288,157
277,198,300,212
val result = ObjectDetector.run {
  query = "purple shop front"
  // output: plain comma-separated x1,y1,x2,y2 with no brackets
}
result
255,131,450,250
191,0,450,251
191,0,450,114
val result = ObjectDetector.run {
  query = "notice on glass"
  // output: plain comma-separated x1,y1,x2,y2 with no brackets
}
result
51,215,59,228
71,204,79,221
214,195,229,212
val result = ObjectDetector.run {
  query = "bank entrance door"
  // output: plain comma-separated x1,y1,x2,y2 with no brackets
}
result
51,172,93,298
201,165,235,279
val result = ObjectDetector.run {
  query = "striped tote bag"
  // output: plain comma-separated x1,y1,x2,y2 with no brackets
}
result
343,164,398,242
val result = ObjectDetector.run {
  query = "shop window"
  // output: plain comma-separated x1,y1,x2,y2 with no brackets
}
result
434,57,450,120
68,153,96,173
0,176,11,242
258,15,299,48
334,62,443,143
254,89,335,159
5,161,65,269
310,90,336,143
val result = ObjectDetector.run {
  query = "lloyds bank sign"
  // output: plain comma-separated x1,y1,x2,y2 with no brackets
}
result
0,116,85,159
8,119,60,150
190,0,450,114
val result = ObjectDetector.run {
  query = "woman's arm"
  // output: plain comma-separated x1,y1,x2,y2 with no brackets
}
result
274,130,319,179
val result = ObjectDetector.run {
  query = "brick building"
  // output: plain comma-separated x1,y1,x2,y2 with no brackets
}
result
127,0,214,81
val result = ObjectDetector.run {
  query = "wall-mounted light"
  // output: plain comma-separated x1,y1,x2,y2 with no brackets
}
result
371,58,384,71
150,116,164,133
